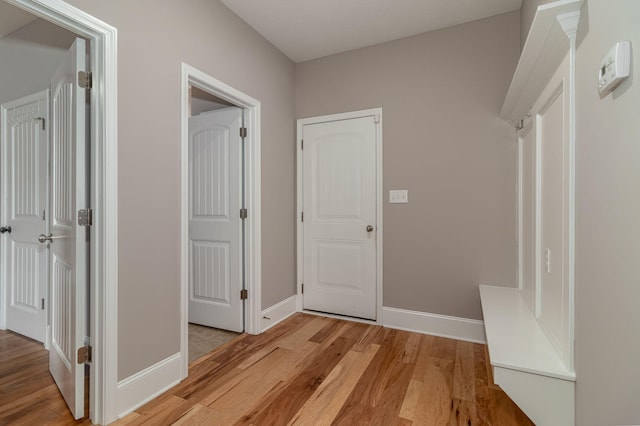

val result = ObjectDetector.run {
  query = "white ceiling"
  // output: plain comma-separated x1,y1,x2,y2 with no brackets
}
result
220,0,522,63
0,2,37,39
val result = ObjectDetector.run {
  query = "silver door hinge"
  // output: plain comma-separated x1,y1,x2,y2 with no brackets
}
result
240,289,248,300
78,209,93,226
41,298,45,310
78,71,92,89
77,345,92,364
240,127,247,138
240,208,248,220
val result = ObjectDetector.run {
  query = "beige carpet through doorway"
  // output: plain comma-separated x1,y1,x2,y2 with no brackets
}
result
188,323,240,363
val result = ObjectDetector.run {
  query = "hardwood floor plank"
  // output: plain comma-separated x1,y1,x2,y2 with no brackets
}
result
244,335,357,425
288,343,380,425
412,357,455,426
452,341,476,403
398,379,421,421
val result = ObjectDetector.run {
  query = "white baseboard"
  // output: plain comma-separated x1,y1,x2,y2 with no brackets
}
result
116,352,183,419
382,306,486,344
261,295,297,332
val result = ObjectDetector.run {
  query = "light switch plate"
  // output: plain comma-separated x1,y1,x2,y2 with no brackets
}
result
389,190,408,204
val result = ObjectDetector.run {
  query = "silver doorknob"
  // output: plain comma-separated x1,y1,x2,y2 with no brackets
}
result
366,225,374,232
38,234,53,243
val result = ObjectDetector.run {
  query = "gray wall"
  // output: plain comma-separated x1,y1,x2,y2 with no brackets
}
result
63,0,296,380
0,19,75,105
296,11,520,320
574,0,640,423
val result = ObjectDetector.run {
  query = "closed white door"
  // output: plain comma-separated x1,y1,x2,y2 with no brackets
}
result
188,108,244,333
48,38,88,420
1,90,49,343
302,115,378,320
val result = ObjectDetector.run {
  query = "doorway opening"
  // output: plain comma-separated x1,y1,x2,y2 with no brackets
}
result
180,64,262,378
0,0,117,424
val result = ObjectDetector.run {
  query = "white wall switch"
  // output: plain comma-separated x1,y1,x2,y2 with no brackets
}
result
389,190,408,204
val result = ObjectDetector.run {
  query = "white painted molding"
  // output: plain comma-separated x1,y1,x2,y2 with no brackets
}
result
261,295,297,332
382,306,486,344
500,0,584,124
5,1,119,424
116,353,182,419
180,63,262,380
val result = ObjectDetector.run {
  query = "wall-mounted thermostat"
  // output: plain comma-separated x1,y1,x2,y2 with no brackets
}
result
598,41,631,95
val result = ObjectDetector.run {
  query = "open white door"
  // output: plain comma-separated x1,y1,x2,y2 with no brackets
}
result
188,108,244,333
48,38,88,420
302,115,378,320
0,90,49,344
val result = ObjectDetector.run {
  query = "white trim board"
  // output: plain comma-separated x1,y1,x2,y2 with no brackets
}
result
180,63,262,380
116,353,183,419
261,295,297,332
3,1,119,424
382,306,486,344
296,108,383,323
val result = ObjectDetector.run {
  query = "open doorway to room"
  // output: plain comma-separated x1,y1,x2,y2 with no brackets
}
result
0,0,117,424
186,86,242,363
180,64,262,376
0,4,91,421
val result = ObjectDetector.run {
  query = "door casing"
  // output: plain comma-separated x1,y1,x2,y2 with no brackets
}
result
1,0,119,424
296,108,383,324
180,63,262,379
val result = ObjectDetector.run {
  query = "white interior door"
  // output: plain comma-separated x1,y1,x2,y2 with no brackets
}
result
188,108,244,333
302,115,378,320
48,37,88,420
1,90,49,343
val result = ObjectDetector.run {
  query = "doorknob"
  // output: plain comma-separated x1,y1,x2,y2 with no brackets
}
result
0,226,10,234
37,233,63,243
38,234,53,243
366,225,374,232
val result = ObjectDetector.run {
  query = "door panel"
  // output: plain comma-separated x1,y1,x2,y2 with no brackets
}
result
1,90,48,343
302,116,377,320
188,108,243,333
48,37,87,420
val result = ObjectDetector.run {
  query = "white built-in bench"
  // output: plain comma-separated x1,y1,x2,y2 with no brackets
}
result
479,285,575,425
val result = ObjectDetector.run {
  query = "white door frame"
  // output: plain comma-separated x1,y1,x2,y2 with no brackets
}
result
180,63,262,378
2,0,118,424
296,108,383,323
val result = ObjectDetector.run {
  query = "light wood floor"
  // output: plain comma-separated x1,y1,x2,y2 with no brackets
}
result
1,313,534,425
0,329,91,425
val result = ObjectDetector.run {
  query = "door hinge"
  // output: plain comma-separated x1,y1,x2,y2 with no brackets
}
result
240,127,247,138
301,212,304,222
78,209,93,226
42,209,46,221
240,208,248,220
301,140,303,150
78,71,92,89
41,298,45,310
240,289,248,300
301,283,304,294
77,345,92,364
